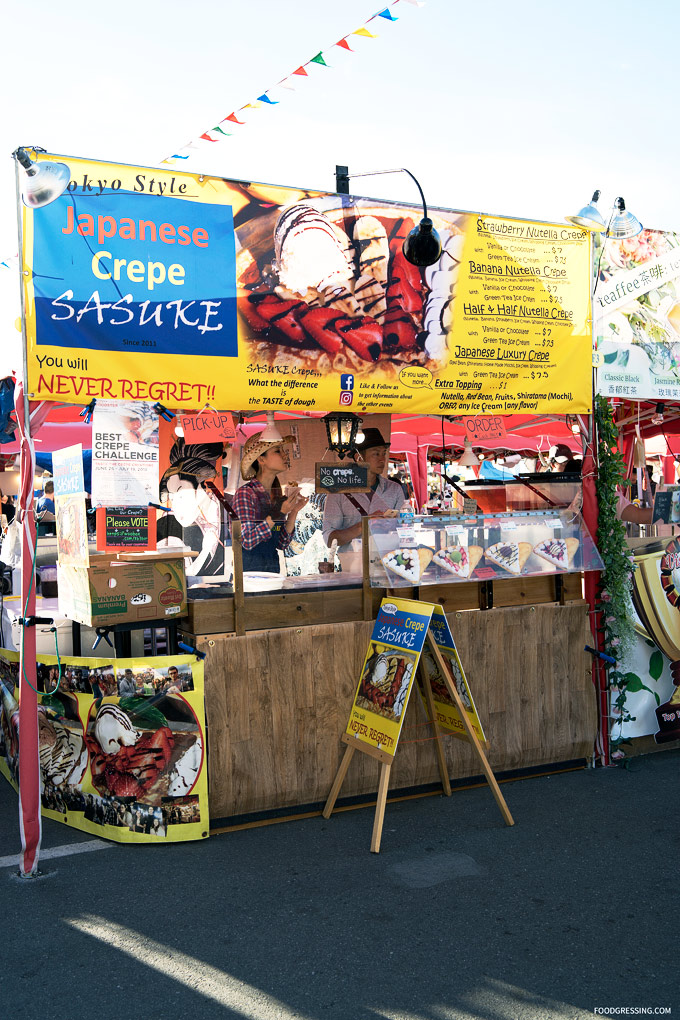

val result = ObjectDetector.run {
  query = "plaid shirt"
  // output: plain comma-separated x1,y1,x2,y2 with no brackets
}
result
232,479,293,551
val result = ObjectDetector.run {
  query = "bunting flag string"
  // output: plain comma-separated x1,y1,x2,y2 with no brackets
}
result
160,0,423,165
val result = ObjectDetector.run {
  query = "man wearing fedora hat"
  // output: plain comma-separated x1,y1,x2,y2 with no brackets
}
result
322,427,406,566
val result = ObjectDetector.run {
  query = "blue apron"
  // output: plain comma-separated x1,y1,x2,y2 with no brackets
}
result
242,520,284,574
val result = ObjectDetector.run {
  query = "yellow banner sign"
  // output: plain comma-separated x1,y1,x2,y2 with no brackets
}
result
0,649,208,843
21,152,591,413
346,598,434,758
418,605,486,744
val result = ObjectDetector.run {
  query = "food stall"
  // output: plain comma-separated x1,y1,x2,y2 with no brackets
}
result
587,224,680,764
2,150,601,867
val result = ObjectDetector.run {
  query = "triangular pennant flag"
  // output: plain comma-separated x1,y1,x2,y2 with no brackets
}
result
335,38,353,50
398,0,425,6
292,65,309,76
353,27,378,38
223,113,245,124
278,78,296,89
168,153,190,160
212,126,232,136
310,52,328,66
257,93,279,104
200,132,218,142
378,7,398,18
241,101,263,110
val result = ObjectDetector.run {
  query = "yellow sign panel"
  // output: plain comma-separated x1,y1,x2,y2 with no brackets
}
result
446,215,592,415
0,649,209,843
418,605,486,745
345,598,434,758
21,152,592,413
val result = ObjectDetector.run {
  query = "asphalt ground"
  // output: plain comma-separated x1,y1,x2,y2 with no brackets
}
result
0,751,678,1020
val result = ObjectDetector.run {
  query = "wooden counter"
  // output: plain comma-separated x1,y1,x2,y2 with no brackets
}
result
185,572,583,635
191,598,594,822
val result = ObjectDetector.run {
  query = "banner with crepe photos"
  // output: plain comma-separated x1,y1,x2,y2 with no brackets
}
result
0,650,208,843
91,399,159,508
22,152,591,415
594,229,680,400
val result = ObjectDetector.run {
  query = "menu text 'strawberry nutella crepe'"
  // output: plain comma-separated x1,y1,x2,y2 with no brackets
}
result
533,537,580,570
237,197,464,378
485,542,532,576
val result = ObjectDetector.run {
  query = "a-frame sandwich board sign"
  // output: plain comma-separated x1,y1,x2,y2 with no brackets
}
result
323,597,514,852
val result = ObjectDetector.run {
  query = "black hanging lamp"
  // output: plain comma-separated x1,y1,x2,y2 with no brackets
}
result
323,411,363,459
335,165,442,267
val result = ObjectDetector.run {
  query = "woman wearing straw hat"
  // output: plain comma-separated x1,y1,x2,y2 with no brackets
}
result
233,432,308,574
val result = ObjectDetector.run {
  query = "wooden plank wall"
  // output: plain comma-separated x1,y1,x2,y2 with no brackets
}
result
198,601,595,820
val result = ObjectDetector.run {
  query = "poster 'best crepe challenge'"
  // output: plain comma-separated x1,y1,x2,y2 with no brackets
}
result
22,154,591,415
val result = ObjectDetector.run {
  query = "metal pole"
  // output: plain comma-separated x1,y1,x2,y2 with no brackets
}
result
14,156,42,876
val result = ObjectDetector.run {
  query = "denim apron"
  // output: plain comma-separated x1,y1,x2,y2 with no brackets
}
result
242,519,284,573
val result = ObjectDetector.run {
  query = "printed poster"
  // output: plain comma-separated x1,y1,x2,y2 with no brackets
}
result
594,229,680,399
156,416,227,579
52,444,89,567
610,539,680,747
345,597,434,757
91,399,159,507
418,605,486,744
0,649,208,843
22,152,591,415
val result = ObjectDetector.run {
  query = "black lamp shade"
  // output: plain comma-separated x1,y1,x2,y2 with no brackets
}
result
323,412,362,459
402,217,442,267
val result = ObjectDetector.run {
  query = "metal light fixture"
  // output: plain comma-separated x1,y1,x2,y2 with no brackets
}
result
651,402,665,426
608,197,643,240
13,147,70,209
458,439,479,467
566,190,607,231
260,411,284,443
335,165,442,267
323,411,363,459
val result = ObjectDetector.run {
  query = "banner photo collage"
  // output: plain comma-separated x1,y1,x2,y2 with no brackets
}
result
21,152,592,416
0,651,208,843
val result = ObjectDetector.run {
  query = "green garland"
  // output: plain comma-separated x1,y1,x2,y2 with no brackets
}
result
593,395,639,749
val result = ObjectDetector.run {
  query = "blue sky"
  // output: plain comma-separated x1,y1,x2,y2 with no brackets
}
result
1,0,678,264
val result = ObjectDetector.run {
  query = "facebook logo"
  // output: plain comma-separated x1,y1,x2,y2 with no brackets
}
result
340,374,354,391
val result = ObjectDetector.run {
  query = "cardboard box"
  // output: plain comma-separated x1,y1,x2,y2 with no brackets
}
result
58,551,187,627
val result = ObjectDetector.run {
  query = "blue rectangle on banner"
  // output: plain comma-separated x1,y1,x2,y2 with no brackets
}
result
31,191,237,358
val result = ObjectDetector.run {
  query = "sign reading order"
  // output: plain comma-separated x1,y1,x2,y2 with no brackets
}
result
22,152,591,413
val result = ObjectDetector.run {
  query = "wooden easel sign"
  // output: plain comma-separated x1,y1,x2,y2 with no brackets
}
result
324,597,514,852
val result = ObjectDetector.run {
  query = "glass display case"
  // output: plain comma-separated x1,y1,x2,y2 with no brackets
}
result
368,510,603,589
504,474,581,512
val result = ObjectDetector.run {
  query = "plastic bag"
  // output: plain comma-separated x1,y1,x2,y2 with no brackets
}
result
1,518,21,568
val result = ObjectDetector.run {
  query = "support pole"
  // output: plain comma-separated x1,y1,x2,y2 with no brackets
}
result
14,158,42,877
